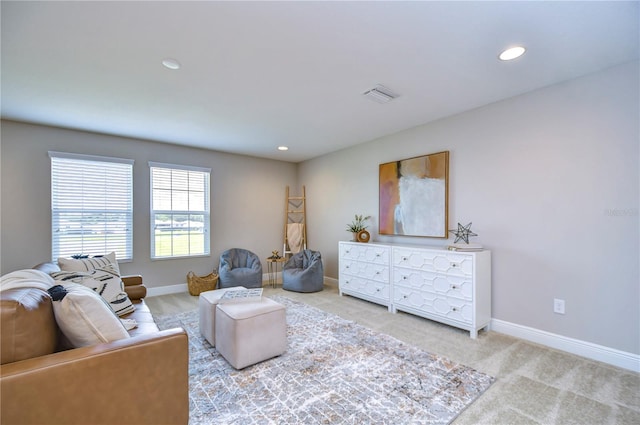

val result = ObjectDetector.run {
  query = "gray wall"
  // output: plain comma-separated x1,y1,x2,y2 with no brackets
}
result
1,62,637,356
298,62,639,355
0,122,298,287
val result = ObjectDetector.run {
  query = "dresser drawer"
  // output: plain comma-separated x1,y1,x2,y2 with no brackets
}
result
392,286,472,325
340,275,390,302
393,248,473,277
340,243,389,265
393,268,471,301
340,260,389,283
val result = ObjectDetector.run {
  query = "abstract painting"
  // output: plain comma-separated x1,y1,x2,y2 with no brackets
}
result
379,151,449,237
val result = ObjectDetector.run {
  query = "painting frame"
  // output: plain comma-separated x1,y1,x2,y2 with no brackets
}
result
379,151,449,238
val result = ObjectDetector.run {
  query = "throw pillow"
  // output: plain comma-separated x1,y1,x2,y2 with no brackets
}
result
58,251,120,275
50,268,135,317
47,283,130,348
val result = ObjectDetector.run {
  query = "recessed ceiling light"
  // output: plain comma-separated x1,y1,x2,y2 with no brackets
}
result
162,58,181,70
278,146,289,151
499,46,526,61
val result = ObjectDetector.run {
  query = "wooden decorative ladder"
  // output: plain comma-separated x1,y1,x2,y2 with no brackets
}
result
283,186,307,257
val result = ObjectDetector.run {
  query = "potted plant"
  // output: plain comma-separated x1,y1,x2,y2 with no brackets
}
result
346,214,371,241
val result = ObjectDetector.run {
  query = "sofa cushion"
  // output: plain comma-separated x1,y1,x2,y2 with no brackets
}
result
48,283,130,348
121,299,159,337
0,288,58,365
50,268,134,317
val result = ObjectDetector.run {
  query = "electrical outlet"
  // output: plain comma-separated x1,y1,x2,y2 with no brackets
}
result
554,298,565,315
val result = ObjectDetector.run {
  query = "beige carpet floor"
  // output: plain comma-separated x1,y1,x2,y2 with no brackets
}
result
146,283,640,425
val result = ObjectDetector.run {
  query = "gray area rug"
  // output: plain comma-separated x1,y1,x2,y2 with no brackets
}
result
154,296,494,424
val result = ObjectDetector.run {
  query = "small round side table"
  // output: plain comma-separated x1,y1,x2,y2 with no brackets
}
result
266,257,286,288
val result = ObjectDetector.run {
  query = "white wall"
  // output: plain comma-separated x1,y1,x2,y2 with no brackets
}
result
0,122,298,288
299,62,639,355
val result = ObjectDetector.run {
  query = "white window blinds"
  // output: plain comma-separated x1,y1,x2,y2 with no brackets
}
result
149,162,210,259
49,152,134,261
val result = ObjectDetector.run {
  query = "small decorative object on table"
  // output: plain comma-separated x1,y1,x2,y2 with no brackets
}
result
187,270,219,296
357,229,370,243
346,214,371,242
448,222,483,251
268,250,282,260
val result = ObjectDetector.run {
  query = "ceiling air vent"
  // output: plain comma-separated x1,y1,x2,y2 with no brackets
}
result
363,85,399,104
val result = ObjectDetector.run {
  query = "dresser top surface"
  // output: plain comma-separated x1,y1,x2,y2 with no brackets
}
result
339,240,490,254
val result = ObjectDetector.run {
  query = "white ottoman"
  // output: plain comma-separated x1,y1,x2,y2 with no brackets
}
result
198,286,246,346
215,298,286,369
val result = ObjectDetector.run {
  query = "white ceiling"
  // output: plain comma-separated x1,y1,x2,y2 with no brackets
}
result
2,1,638,163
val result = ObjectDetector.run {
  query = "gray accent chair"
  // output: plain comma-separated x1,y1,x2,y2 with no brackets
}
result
218,248,263,288
282,250,324,293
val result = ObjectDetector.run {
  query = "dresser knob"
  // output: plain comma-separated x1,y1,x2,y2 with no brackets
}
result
403,295,408,299
451,285,457,289
452,307,458,312
375,271,380,275
376,253,380,257
403,257,408,261
403,276,407,280
451,263,458,268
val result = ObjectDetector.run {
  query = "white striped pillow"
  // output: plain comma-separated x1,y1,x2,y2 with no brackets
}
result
50,268,135,317
58,252,120,275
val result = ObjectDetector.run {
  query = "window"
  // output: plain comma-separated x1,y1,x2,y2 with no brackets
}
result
49,151,133,261
150,162,210,259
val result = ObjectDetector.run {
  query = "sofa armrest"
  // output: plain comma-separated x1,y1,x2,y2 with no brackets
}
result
122,275,143,286
122,274,147,300
1,328,189,425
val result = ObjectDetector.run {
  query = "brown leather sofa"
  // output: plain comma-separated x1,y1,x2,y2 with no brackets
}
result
0,263,189,425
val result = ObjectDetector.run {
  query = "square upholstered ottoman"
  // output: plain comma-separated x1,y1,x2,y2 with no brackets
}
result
198,286,246,347
215,297,286,369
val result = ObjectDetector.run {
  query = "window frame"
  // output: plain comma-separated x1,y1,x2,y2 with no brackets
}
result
149,161,211,260
49,151,134,262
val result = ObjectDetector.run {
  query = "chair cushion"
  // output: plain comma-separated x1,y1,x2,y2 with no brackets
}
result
282,250,324,293
219,248,263,288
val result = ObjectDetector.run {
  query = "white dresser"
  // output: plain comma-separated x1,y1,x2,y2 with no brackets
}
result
338,241,392,311
338,241,491,338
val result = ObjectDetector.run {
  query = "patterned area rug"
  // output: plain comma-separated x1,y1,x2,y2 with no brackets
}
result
154,296,494,424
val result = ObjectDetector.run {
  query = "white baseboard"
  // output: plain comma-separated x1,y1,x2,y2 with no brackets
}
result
147,283,188,297
491,319,640,373
323,276,338,288
148,274,273,297
147,275,338,297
